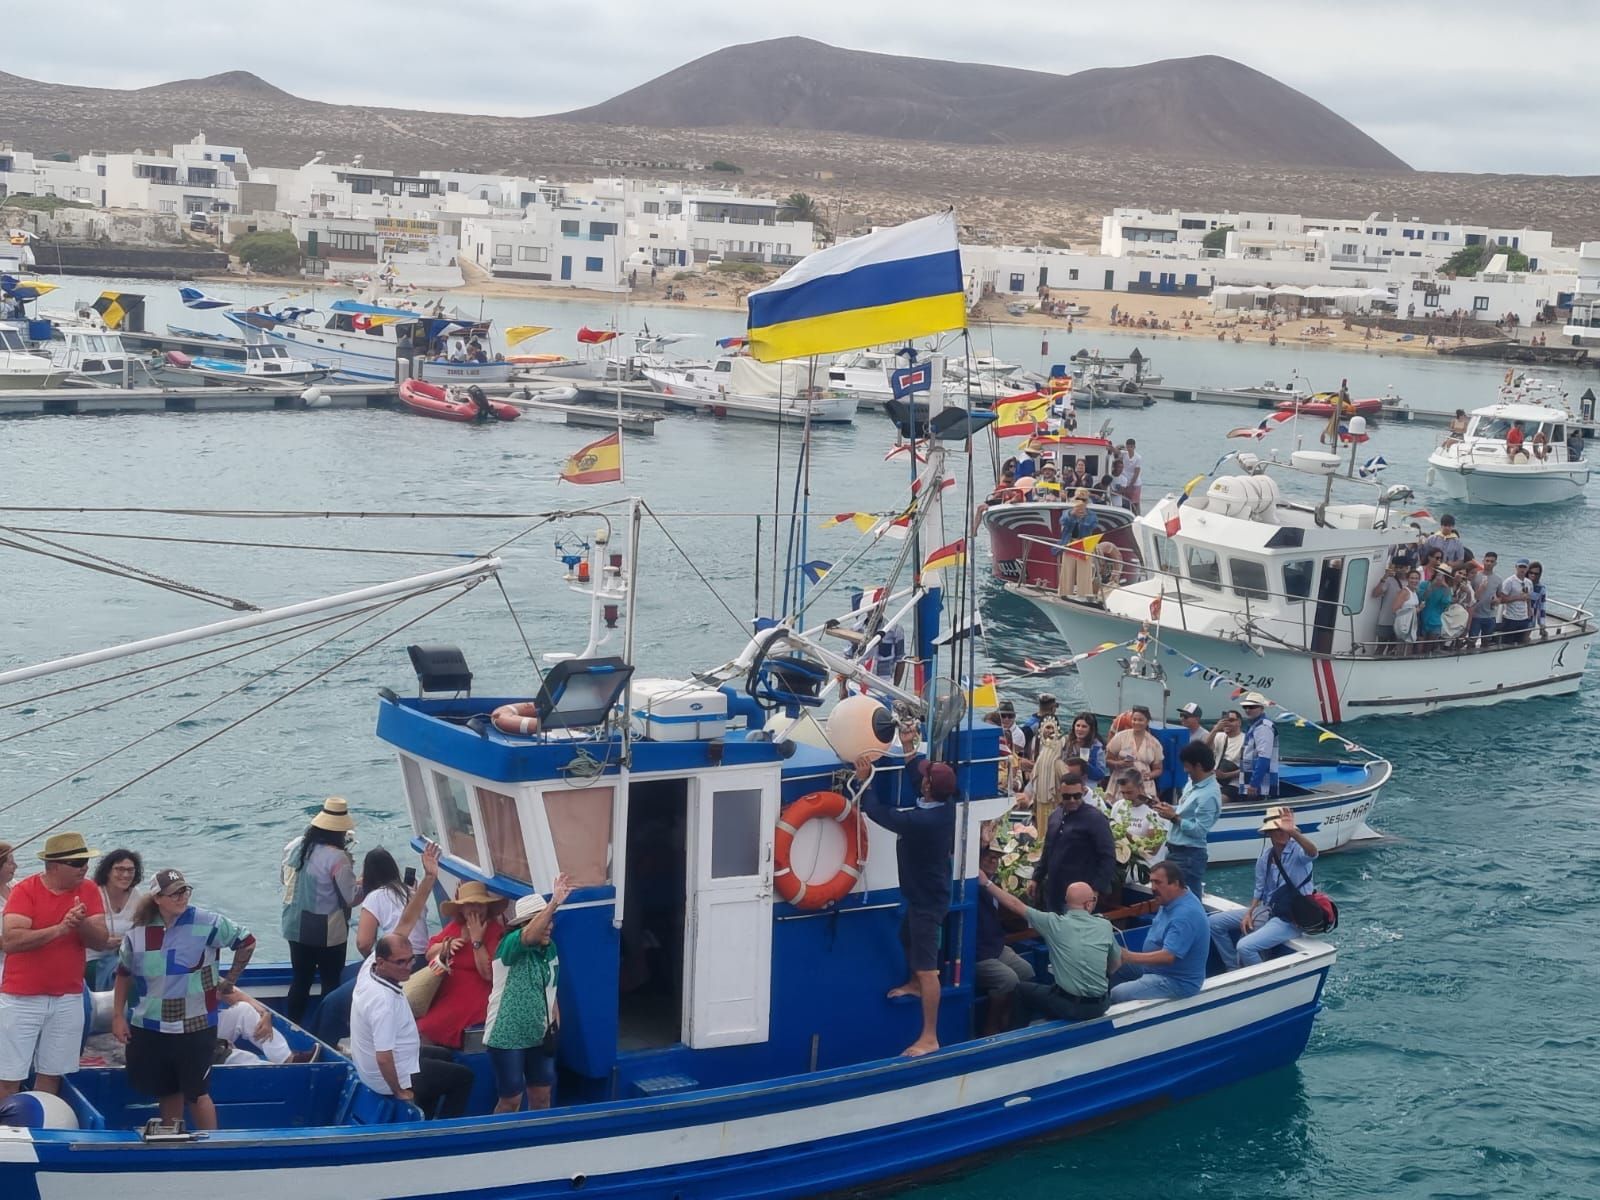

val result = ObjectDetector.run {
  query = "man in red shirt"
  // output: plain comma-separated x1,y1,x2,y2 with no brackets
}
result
0,832,111,1098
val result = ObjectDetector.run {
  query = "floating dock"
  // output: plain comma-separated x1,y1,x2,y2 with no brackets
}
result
0,382,393,417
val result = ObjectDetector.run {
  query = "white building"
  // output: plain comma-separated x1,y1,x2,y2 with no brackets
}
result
459,191,627,290
961,245,1211,305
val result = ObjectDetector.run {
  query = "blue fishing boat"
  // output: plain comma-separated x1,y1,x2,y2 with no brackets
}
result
0,216,1338,1198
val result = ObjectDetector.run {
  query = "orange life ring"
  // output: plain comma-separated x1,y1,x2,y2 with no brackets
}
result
773,790,867,909
491,702,541,736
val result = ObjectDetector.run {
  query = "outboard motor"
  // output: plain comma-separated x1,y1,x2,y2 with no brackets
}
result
466,384,493,421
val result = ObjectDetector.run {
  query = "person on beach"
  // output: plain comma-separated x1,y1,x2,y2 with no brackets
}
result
113,869,257,1131
0,833,110,1100
855,756,957,1057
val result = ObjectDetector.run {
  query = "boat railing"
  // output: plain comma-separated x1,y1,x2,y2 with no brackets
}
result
1016,530,1594,657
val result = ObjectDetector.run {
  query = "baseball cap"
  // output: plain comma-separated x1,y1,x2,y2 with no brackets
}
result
151,868,190,896
918,760,959,800
1178,702,1202,718
1515,558,1530,567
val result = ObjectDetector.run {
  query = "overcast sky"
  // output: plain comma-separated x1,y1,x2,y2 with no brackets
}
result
19,1,1598,175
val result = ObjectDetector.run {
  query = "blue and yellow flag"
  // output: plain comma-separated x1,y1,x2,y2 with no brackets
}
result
746,212,965,363
800,560,832,584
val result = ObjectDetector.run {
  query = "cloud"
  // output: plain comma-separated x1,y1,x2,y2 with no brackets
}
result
15,0,1599,174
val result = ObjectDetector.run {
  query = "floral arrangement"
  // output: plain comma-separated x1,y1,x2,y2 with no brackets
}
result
1110,806,1169,886
987,820,1042,898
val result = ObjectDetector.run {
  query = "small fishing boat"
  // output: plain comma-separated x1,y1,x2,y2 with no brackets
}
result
1426,379,1591,506
397,378,520,422
166,343,333,387
0,321,70,389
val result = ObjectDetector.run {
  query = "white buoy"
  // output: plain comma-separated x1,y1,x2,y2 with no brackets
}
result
0,1090,79,1130
301,386,331,408
825,694,895,763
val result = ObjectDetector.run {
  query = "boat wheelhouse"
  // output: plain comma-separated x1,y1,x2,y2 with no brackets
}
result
1001,449,1596,720
0,321,70,389
227,300,512,385
1426,384,1591,506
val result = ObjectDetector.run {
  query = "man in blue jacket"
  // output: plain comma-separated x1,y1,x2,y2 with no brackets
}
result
856,754,957,1058
1239,693,1280,799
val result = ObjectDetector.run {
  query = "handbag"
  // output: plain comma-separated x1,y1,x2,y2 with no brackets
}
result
1268,849,1335,934
403,954,450,1018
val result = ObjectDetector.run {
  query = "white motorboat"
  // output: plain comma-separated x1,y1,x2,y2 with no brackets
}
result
825,347,906,409
227,300,512,386
0,321,70,389
644,355,830,412
1426,380,1591,506
30,323,140,388
700,389,856,425
993,447,1596,720
166,342,334,387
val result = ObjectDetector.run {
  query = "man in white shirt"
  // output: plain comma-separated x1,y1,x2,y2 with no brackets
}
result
1495,559,1535,644
1121,439,1144,514
350,933,473,1119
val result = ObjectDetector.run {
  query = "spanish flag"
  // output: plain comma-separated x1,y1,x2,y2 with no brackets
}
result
822,512,878,532
921,538,966,574
993,392,1050,438
559,431,623,485
746,211,965,362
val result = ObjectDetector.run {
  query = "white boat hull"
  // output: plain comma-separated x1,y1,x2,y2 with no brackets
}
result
701,392,857,425
1010,585,1594,721
1426,454,1590,505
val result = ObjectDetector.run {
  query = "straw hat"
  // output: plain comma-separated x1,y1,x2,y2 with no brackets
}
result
506,893,548,928
1258,805,1294,835
37,832,98,863
309,797,355,833
440,880,509,920
1240,691,1269,709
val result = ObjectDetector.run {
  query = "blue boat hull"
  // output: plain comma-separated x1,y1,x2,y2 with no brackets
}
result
4,952,1328,1199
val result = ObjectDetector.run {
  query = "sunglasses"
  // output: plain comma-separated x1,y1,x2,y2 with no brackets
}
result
161,886,193,898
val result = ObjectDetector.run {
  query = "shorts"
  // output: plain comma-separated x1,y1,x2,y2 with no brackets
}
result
899,906,947,974
487,1034,557,1097
126,1027,216,1102
0,992,86,1081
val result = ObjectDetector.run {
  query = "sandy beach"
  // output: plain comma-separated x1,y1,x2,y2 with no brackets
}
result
200,263,1505,363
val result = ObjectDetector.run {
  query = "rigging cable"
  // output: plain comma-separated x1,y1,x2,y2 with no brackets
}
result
640,501,752,641
0,529,256,611
9,578,487,851
0,585,437,822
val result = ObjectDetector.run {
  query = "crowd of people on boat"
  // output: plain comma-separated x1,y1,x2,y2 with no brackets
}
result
986,436,1146,515
0,797,570,1128
1373,514,1550,653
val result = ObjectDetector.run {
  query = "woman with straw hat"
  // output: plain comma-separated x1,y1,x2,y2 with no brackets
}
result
416,880,509,1049
279,798,358,1023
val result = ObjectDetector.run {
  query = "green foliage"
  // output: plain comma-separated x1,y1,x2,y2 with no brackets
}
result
1506,248,1530,271
709,260,770,278
1442,245,1490,276
2,194,93,211
232,230,300,274
778,192,827,232
1202,225,1233,251
709,160,743,173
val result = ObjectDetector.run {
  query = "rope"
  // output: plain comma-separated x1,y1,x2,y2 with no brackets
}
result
0,603,395,743
10,579,485,851
493,574,546,693
0,607,387,712
640,501,751,640
0,589,424,822
0,525,474,559
0,531,256,611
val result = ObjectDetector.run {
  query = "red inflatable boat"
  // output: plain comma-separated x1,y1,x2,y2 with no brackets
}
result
398,379,520,423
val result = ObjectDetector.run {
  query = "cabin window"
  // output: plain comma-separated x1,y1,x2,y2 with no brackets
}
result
543,785,613,886
1230,558,1271,600
399,755,438,841
1341,558,1370,616
1283,558,1315,599
1185,545,1223,590
433,772,481,864
477,787,531,880
711,788,763,878
1148,532,1179,578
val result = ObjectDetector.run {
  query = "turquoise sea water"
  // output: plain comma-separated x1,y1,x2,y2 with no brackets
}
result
3,281,1599,1197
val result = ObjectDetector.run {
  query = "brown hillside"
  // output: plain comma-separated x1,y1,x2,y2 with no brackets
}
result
560,38,1410,171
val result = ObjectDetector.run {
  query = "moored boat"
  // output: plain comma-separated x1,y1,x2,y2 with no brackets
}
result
1426,380,1591,505
397,378,520,422
992,449,1596,719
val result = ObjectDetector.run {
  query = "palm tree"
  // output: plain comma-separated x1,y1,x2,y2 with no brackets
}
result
779,192,828,233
